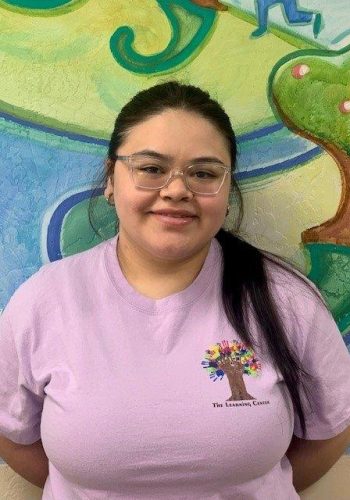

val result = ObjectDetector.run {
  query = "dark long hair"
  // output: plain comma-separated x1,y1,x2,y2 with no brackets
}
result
90,81,315,437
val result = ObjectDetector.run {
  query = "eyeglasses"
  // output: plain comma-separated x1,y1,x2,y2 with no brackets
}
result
115,154,230,196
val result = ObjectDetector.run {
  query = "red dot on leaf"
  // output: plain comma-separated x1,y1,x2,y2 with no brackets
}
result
339,100,350,114
291,64,310,79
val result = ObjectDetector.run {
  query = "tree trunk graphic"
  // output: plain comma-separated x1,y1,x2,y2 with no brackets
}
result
271,51,350,246
202,340,261,399
218,357,255,401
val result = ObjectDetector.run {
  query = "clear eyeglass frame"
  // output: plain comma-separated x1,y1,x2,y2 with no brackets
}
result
115,154,231,196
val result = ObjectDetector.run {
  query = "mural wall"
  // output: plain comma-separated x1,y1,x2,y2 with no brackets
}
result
0,0,349,353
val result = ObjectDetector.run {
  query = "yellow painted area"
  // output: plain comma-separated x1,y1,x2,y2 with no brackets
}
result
236,153,342,271
0,0,170,135
187,10,297,132
0,1,296,136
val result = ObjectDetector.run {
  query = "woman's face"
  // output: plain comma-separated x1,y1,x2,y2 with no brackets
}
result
104,108,232,263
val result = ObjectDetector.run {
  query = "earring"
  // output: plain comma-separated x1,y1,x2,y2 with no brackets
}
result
226,205,230,217
106,194,115,206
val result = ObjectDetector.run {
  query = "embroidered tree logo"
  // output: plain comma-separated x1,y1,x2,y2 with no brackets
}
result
201,340,261,401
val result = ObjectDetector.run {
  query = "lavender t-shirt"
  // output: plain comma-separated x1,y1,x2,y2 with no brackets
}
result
0,235,349,499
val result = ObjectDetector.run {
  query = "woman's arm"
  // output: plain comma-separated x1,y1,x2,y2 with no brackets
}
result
0,435,48,489
286,425,350,492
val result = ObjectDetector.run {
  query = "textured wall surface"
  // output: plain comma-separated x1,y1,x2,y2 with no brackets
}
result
1,0,348,341
0,0,349,475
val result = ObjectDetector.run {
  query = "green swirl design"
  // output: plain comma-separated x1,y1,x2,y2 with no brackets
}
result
2,0,72,6
110,0,216,74
0,0,88,15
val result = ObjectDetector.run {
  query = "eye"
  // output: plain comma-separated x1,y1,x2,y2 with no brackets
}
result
190,165,221,179
135,164,167,175
194,170,216,179
140,166,162,174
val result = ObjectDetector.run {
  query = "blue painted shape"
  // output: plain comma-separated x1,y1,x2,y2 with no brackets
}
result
47,188,103,261
0,118,105,306
332,29,350,44
236,147,322,180
236,126,322,178
0,111,108,145
238,123,283,142
253,0,314,34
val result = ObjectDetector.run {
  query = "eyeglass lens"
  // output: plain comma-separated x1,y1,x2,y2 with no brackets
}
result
129,155,227,194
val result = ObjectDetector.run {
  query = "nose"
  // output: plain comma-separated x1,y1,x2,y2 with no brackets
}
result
159,171,193,199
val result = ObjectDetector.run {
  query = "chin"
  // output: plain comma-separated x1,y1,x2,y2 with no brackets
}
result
152,246,191,261
148,239,208,261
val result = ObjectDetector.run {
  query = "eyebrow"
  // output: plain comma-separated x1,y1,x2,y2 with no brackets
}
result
133,149,226,165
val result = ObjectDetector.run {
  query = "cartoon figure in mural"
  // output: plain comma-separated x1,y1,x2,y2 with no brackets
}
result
251,0,323,39
270,45,350,337
202,340,261,400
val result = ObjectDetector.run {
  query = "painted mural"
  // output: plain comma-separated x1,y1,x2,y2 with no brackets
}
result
0,0,349,352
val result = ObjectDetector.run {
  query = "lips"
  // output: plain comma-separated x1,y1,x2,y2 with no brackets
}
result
151,210,196,218
150,210,197,227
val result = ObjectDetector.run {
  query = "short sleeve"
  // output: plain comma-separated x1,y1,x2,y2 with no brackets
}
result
293,298,350,440
0,303,44,445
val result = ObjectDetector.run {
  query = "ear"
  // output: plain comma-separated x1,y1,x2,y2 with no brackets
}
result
104,158,115,198
104,176,114,199
104,157,114,175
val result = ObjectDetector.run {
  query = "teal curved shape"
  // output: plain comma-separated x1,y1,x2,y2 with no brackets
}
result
306,243,350,335
0,0,88,15
109,0,216,75
2,0,74,7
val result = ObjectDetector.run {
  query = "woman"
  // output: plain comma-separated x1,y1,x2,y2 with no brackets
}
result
0,81,349,499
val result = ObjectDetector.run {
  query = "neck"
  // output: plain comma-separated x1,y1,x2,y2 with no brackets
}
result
116,232,211,299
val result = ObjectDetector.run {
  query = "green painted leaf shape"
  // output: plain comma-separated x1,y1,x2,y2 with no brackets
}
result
109,0,216,74
306,243,350,334
270,44,350,156
61,196,116,257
